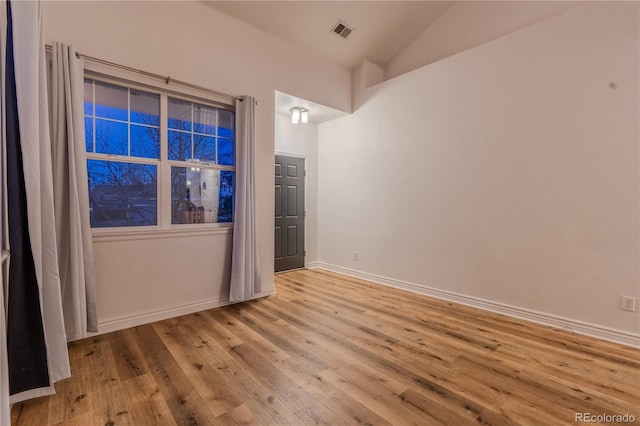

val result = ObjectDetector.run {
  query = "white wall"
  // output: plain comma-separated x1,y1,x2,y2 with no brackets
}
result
275,114,319,264
352,60,384,110
318,2,639,341
44,1,350,332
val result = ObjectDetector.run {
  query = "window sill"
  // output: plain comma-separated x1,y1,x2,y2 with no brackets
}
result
92,224,232,243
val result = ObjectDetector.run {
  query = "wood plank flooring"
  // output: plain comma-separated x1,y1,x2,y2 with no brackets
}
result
11,269,640,425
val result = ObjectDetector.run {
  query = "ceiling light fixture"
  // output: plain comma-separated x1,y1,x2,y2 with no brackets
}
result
291,107,308,124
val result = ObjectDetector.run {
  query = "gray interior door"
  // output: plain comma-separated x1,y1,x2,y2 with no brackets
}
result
275,155,305,272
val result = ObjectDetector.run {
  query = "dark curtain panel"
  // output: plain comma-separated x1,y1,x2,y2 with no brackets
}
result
5,0,50,395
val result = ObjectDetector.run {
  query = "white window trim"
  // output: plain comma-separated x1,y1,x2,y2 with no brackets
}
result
84,65,236,236
92,226,232,244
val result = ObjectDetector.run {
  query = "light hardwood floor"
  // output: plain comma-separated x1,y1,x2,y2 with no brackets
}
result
11,269,640,425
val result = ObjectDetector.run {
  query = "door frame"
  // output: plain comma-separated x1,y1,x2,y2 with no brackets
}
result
275,151,308,270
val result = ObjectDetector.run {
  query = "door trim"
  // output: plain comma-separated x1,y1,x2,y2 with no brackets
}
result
275,151,308,269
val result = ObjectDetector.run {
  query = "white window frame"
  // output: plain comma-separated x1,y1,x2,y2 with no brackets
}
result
84,63,235,237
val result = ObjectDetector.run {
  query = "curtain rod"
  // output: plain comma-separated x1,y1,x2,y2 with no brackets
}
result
45,44,244,103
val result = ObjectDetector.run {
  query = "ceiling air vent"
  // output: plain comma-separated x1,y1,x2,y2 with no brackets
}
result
331,20,353,39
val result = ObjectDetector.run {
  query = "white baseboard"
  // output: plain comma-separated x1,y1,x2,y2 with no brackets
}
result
308,262,640,348
93,288,277,336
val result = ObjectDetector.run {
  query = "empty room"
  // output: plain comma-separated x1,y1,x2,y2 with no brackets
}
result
1,0,638,425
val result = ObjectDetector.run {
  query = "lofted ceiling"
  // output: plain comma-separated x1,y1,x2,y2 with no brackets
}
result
204,1,581,122
205,0,452,123
204,1,453,71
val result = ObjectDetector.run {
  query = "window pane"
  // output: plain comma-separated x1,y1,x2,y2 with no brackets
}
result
131,90,160,125
84,79,235,230
131,125,159,159
95,81,128,121
96,119,127,156
218,109,234,138
193,135,216,162
194,104,216,135
84,80,93,115
219,171,234,222
168,98,191,131
168,130,191,161
171,167,232,224
85,117,93,152
218,138,233,165
88,160,157,228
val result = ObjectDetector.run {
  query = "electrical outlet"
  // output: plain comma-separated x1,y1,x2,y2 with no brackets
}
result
621,296,636,312
353,251,358,260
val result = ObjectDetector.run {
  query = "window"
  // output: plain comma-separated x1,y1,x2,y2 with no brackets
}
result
84,78,235,229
